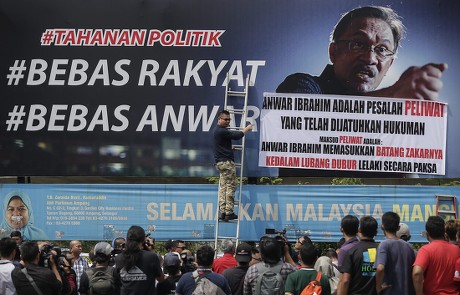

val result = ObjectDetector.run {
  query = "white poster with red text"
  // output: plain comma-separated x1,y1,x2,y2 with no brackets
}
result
259,92,447,175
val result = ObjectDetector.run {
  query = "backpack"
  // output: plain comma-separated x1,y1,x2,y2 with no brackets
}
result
328,276,338,295
255,262,284,295
86,266,115,295
300,272,322,295
314,256,338,295
192,270,227,295
328,266,339,295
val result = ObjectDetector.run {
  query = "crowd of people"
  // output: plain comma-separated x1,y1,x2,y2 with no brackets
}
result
1,213,460,295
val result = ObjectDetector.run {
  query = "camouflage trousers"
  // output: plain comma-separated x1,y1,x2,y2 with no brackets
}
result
216,160,236,214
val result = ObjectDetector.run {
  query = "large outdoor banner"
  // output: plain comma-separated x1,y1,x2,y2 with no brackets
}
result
259,93,447,175
1,184,459,243
1,0,459,177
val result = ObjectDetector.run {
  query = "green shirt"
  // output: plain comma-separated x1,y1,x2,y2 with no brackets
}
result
284,268,331,295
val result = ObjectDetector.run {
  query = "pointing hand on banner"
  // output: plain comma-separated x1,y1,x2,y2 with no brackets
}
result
372,63,448,101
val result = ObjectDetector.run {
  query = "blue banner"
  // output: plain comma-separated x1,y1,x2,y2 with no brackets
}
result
1,184,458,243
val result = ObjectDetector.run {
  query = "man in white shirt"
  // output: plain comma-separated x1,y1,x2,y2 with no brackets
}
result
0,237,17,295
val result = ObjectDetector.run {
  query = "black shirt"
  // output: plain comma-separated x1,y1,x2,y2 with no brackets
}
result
213,124,244,163
156,274,182,295
11,263,62,295
341,239,378,295
114,250,162,295
277,64,352,96
222,265,249,295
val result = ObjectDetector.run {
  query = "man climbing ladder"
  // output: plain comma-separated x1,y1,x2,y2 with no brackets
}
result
213,110,252,222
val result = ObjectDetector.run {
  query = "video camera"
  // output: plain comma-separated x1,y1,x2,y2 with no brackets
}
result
39,244,65,268
180,252,194,264
265,228,287,236
265,228,287,246
180,252,196,272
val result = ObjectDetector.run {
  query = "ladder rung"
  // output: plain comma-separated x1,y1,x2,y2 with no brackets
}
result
227,90,246,97
217,219,239,224
217,221,238,225
217,236,239,240
438,210,457,215
228,108,246,114
437,195,456,201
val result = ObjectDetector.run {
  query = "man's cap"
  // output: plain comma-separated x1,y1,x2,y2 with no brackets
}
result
396,223,410,238
235,243,252,262
163,252,181,267
94,242,113,256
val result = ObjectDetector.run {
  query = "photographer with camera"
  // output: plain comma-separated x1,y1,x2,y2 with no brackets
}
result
59,254,77,295
11,241,62,295
163,239,196,274
265,229,297,267
180,249,197,274
243,236,297,295
42,244,78,295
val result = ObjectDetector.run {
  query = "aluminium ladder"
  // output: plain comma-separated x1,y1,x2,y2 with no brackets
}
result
435,195,457,220
214,73,250,252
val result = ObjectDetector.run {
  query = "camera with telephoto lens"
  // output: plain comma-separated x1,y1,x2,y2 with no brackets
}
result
265,228,288,247
180,252,194,264
180,252,196,272
39,244,63,268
